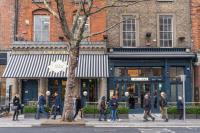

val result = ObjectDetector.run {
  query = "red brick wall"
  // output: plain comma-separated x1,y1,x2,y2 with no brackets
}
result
0,0,14,49
17,0,106,42
191,0,200,52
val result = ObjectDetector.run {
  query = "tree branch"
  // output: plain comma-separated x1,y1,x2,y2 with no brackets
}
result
44,0,59,19
56,0,72,41
89,0,149,16
82,20,124,39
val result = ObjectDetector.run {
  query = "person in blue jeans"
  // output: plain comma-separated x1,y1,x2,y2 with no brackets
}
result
109,95,118,121
35,92,48,119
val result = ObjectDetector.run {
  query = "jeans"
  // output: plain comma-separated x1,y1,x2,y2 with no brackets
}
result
35,105,48,119
99,109,107,121
143,110,155,120
52,106,61,119
13,109,19,120
111,109,117,121
178,109,183,120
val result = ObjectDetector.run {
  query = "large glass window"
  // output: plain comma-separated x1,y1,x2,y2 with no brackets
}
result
34,15,50,42
159,15,173,47
169,67,184,81
122,15,136,47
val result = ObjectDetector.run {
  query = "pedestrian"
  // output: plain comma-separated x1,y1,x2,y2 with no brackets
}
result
12,94,21,121
154,89,158,109
52,91,62,120
98,96,107,121
143,94,155,122
177,96,183,120
109,95,118,121
159,92,168,122
73,96,82,120
35,92,49,119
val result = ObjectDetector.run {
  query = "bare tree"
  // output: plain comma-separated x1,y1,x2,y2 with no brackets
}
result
43,0,149,121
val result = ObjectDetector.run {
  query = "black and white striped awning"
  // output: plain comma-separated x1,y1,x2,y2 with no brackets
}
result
3,54,109,78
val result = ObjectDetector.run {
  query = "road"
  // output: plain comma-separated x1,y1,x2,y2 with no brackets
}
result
0,126,200,133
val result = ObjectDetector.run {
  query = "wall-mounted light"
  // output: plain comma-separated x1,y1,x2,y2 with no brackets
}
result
25,19,30,26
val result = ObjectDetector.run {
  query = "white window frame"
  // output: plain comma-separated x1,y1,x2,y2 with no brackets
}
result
157,14,175,47
120,14,139,47
74,16,90,41
33,15,50,42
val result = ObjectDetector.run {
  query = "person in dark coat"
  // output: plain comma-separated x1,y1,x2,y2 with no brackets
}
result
98,96,107,121
177,96,183,120
13,94,21,121
143,94,155,122
35,92,48,119
52,92,62,119
154,89,158,109
73,96,82,119
109,95,118,121
140,91,144,108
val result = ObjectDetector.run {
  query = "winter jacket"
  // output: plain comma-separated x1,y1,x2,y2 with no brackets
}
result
177,100,183,110
109,98,118,110
144,98,151,111
100,100,106,110
54,95,61,107
13,96,20,109
159,97,167,108
75,98,82,110
38,95,46,106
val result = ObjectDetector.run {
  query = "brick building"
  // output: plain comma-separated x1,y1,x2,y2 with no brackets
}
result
0,0,15,104
106,0,196,111
3,0,108,105
191,0,200,102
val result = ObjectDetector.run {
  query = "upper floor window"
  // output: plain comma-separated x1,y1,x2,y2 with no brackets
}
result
122,15,136,47
159,15,173,47
74,16,90,41
34,15,50,42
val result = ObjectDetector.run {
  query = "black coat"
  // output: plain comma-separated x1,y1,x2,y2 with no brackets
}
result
144,98,151,111
177,100,183,110
13,96,20,109
75,98,82,110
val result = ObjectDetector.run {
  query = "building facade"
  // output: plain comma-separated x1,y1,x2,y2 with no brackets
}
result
3,0,108,105
106,0,195,110
0,0,15,105
191,0,200,102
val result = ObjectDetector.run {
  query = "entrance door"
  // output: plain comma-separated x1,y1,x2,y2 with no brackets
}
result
22,80,38,104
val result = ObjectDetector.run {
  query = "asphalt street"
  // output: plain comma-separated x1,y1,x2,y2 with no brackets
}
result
0,127,200,133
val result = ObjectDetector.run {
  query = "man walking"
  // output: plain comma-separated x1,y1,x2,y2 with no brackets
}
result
52,91,62,119
159,92,168,122
143,94,155,122
36,92,49,119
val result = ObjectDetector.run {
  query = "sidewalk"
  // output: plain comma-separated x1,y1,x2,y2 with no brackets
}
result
0,114,200,127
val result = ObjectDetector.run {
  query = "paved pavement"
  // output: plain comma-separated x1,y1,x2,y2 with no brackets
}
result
0,114,200,128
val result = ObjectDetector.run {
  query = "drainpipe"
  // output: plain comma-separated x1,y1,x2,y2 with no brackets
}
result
14,0,19,41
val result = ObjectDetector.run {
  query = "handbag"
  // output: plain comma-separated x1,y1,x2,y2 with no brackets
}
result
12,106,18,111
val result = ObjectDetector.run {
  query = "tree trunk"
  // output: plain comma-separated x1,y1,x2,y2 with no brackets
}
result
62,46,79,121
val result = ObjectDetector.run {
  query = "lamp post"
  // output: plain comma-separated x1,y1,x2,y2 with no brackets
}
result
46,91,51,106
180,75,186,121
83,91,88,106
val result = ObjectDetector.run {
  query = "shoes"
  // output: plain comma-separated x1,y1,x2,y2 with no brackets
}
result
143,119,149,122
152,117,155,122
165,119,168,122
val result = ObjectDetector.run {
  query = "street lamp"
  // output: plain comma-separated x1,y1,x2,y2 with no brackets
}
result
83,91,88,107
125,92,129,108
180,75,186,121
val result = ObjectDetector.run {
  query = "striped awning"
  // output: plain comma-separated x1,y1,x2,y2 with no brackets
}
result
3,54,109,78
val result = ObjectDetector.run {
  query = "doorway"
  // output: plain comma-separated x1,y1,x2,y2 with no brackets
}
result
21,80,38,104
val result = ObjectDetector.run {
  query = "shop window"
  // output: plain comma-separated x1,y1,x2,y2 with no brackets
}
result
34,15,50,42
169,67,184,81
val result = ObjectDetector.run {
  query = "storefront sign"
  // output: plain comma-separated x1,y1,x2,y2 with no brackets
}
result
48,60,68,73
131,77,149,81
128,69,139,77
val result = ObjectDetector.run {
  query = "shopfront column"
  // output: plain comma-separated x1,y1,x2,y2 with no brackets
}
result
99,78,107,99
39,78,47,96
11,78,19,99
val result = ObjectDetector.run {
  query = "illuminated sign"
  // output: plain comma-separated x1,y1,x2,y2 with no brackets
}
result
131,77,149,81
